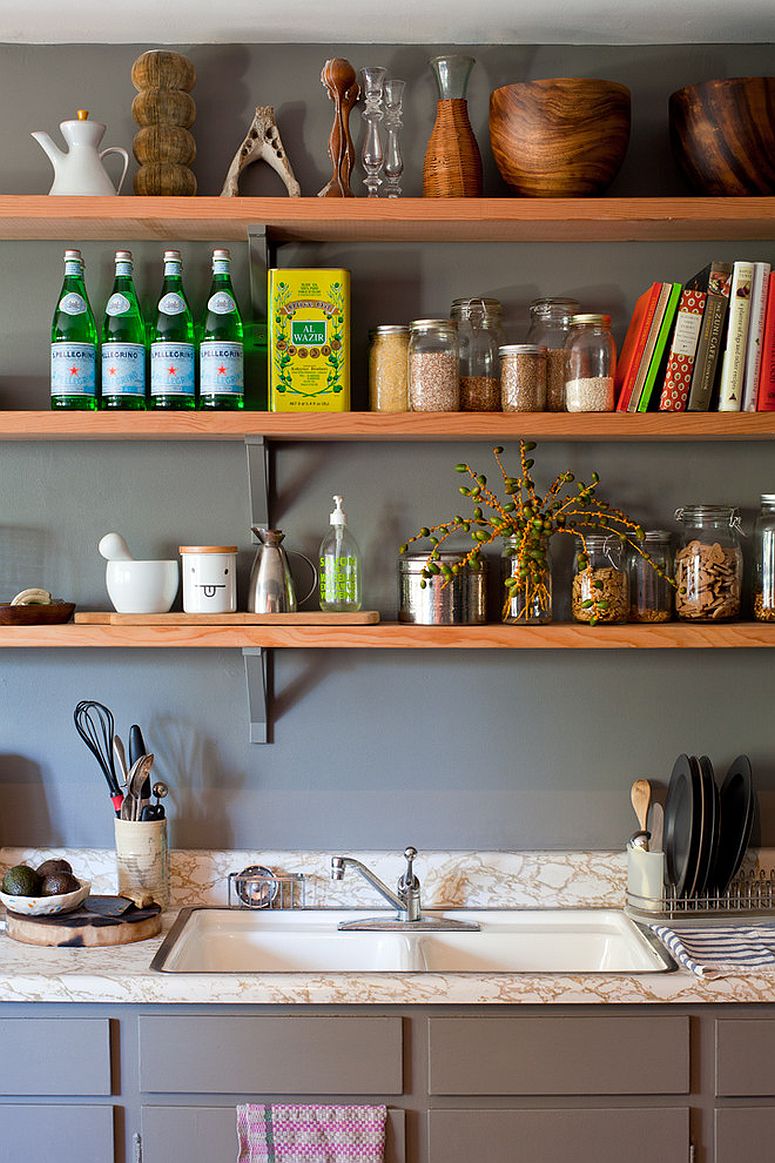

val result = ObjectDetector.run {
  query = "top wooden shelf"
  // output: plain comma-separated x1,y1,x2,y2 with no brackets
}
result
3,196,775,244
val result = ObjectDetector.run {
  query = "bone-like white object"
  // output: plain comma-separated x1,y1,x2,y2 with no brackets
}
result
99,532,134,562
220,106,301,198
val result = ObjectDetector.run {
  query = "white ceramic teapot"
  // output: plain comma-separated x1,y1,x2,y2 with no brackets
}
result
31,109,129,195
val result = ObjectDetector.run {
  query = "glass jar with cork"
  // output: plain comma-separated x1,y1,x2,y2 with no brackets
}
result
450,297,503,411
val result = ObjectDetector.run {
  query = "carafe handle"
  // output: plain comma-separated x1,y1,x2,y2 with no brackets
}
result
288,551,318,607
100,146,130,194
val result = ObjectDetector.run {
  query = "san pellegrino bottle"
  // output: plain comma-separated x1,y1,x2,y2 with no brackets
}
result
50,248,98,410
319,494,362,612
200,248,244,410
150,249,195,409
102,250,146,410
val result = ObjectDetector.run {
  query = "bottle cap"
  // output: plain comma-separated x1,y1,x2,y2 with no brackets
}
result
164,249,182,262
213,248,231,261
64,249,82,261
115,250,133,262
330,494,347,526
77,110,89,121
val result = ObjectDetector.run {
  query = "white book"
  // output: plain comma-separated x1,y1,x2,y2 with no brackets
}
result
741,261,771,411
718,260,755,412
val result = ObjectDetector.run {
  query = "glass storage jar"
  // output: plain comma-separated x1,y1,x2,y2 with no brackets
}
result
408,319,459,411
526,297,580,411
499,344,547,412
753,494,775,621
501,536,552,624
565,313,616,412
572,534,629,624
628,530,673,623
450,297,503,411
674,505,743,621
369,325,409,412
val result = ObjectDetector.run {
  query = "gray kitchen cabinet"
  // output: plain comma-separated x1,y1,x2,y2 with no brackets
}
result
0,1017,111,1095
715,1018,775,1095
715,1107,775,1161
0,1104,114,1163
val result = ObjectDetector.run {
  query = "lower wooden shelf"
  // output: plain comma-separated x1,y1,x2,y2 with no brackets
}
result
1,622,774,648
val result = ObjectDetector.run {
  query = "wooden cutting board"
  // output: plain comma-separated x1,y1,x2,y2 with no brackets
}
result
6,901,162,948
75,610,380,625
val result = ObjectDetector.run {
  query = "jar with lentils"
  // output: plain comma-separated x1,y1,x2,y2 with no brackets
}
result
628,530,673,623
572,535,629,624
565,313,616,412
369,325,409,412
450,297,503,412
408,319,459,411
499,344,547,411
526,297,579,411
674,505,742,621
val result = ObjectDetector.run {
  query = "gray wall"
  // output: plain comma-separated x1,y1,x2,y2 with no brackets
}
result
1,41,774,852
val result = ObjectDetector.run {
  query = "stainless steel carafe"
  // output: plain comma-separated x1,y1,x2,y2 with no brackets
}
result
247,528,317,614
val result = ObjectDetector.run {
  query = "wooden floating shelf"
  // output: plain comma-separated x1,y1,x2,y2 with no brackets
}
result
3,410,775,442
1,195,775,244
2,622,775,648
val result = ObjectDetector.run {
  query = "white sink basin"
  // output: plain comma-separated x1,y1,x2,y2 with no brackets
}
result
152,908,673,974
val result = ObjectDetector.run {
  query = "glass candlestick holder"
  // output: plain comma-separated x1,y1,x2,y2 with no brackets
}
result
360,66,387,198
383,78,406,198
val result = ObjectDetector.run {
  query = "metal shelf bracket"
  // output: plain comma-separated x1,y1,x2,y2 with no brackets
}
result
243,647,270,744
245,434,269,533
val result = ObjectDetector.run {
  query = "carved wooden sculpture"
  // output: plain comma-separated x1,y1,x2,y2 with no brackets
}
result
131,50,197,196
220,106,301,197
318,58,359,198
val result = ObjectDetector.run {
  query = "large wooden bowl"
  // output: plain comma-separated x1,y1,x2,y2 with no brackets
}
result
489,78,631,197
669,77,775,196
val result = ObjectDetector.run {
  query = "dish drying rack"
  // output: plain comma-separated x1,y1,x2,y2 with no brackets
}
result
228,865,305,910
627,869,775,921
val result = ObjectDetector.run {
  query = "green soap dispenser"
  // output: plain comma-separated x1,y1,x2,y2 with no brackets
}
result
319,494,362,612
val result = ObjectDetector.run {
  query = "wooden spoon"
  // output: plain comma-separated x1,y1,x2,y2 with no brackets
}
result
630,779,652,833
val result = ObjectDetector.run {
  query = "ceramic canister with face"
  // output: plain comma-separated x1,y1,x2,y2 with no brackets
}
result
179,546,238,614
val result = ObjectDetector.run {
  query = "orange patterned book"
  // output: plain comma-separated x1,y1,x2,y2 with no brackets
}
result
658,268,709,411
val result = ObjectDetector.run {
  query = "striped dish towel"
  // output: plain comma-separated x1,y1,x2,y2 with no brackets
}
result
237,1103,387,1163
651,922,775,977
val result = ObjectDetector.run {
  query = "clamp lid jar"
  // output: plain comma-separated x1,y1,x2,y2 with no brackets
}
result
571,533,629,624
628,530,673,623
450,297,503,412
674,505,742,621
526,297,579,411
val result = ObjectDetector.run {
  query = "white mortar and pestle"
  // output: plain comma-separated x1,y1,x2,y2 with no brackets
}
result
99,533,179,614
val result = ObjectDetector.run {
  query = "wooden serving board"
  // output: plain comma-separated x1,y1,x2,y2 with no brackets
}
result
75,610,380,625
6,901,162,948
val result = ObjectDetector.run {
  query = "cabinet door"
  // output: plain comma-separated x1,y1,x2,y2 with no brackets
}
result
428,1108,689,1163
0,1104,114,1163
138,1015,402,1094
142,1105,405,1163
716,1018,775,1095
428,1015,689,1095
715,1108,775,1161
0,1017,111,1095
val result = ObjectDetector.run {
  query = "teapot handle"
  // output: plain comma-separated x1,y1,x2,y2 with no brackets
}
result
100,146,130,195
288,551,318,608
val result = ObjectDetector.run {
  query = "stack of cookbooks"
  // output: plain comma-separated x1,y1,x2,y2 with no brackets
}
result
615,261,775,413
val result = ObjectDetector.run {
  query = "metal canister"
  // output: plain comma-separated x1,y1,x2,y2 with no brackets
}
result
399,553,487,624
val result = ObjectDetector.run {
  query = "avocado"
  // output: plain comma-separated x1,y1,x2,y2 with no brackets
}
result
36,859,72,878
40,872,80,897
2,864,42,897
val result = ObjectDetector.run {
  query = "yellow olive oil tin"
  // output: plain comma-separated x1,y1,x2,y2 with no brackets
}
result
268,269,350,411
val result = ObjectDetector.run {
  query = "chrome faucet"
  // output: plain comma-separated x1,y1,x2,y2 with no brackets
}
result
331,846,479,932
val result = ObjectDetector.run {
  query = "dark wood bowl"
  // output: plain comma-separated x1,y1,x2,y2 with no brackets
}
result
0,602,75,625
669,77,775,196
489,77,631,197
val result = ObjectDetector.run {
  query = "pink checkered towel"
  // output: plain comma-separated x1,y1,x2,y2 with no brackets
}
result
237,1103,387,1163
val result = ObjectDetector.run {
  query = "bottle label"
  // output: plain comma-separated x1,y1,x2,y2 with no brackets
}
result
208,291,236,315
158,292,187,316
200,341,244,395
116,261,133,277
150,342,195,396
102,343,146,396
51,343,97,397
59,292,88,316
319,555,359,603
106,292,132,317
64,260,82,277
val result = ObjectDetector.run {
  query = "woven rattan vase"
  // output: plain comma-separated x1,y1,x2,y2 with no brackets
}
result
423,56,483,198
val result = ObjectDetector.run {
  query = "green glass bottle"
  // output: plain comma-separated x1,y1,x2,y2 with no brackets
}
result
101,250,147,410
50,248,98,410
199,248,245,410
150,249,196,410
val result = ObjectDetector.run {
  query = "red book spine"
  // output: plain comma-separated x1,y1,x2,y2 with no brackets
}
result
658,286,707,411
756,272,775,410
615,284,662,412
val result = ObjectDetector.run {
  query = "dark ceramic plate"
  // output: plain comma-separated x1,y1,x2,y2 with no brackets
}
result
664,753,701,896
713,754,755,895
0,602,75,625
694,755,719,897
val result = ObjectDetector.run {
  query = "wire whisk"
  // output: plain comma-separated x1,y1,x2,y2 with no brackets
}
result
73,699,122,802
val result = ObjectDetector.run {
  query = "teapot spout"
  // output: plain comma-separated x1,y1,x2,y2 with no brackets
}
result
31,130,66,169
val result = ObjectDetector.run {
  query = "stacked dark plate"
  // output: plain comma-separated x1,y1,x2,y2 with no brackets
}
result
664,754,755,899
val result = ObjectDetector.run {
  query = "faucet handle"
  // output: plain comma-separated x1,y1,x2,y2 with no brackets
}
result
399,846,419,891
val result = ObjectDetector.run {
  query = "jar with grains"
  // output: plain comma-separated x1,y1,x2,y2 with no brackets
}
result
369,325,409,412
674,505,742,621
572,535,629,624
628,530,673,623
526,297,579,411
450,297,503,412
499,344,547,412
408,319,459,411
754,494,775,621
565,313,616,412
